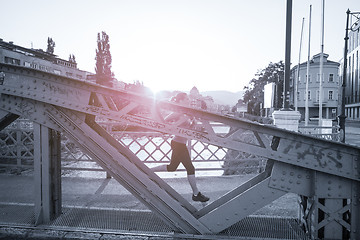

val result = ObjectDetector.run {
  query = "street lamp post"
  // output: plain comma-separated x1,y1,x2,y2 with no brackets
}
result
339,9,360,143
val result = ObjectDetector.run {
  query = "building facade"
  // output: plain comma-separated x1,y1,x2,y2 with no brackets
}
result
0,38,91,81
339,16,360,120
290,53,340,120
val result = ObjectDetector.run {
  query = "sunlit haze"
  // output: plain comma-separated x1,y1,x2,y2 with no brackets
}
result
1,0,358,93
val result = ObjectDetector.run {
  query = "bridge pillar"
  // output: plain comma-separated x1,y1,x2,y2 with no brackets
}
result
272,110,301,132
297,171,359,239
34,123,62,225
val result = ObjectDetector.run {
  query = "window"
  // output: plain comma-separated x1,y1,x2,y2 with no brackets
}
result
329,74,334,82
4,56,20,65
328,90,333,100
297,91,300,101
316,73,321,82
304,90,311,100
30,63,38,69
316,90,320,102
305,74,311,83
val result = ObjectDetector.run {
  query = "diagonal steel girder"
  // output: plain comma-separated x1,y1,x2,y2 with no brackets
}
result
1,63,359,182
0,94,211,234
1,63,360,235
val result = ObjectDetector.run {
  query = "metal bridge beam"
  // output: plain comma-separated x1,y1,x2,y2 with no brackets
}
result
33,123,61,224
2,93,210,234
0,109,19,131
198,176,286,233
1,63,360,237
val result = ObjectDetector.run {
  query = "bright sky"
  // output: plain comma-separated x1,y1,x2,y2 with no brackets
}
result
1,0,358,93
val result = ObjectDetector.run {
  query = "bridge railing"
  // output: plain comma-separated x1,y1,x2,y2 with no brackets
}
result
0,120,341,176
0,119,266,176
298,125,340,141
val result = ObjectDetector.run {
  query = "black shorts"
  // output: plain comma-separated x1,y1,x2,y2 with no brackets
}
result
167,140,195,175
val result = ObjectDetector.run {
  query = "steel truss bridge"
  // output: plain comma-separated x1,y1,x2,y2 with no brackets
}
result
0,63,359,239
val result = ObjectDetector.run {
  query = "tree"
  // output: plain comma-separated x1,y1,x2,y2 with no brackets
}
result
125,80,153,96
46,37,55,54
243,61,284,115
95,31,114,87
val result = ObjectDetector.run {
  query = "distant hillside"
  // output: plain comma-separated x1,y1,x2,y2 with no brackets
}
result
201,90,244,106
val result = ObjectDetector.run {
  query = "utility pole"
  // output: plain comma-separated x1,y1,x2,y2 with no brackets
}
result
283,0,292,110
295,17,305,112
272,0,301,132
305,5,312,126
318,0,325,125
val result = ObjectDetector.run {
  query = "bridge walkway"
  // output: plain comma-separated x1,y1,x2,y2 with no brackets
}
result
0,174,306,239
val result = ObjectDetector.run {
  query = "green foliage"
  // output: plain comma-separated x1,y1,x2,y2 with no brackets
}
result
95,31,114,86
243,61,284,115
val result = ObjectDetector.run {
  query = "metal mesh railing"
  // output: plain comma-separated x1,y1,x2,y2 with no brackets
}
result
0,119,266,175
298,125,340,141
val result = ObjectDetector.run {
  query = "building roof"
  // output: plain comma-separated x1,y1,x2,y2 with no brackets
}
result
0,38,76,67
291,53,340,71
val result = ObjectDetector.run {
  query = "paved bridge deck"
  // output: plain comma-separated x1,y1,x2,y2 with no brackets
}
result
0,174,307,239
0,204,307,239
